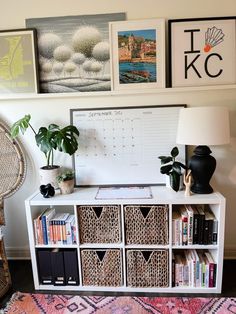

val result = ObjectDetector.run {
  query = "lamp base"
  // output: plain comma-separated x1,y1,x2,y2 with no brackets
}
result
189,145,216,194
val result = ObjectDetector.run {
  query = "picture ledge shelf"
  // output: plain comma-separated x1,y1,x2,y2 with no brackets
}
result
0,84,235,101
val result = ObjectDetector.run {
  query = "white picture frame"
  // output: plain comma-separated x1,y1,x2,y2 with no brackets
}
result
109,19,166,91
169,17,236,87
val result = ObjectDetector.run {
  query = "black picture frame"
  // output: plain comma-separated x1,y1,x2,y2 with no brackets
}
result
0,28,39,94
168,16,236,87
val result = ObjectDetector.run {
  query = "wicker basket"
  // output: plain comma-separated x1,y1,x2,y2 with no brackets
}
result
126,249,169,287
0,238,11,297
124,205,169,245
78,205,121,243
81,249,122,286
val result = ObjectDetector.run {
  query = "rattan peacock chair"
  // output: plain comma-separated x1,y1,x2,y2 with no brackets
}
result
0,121,26,298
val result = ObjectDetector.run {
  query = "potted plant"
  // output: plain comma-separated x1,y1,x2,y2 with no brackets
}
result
158,147,187,192
56,170,75,194
10,114,79,188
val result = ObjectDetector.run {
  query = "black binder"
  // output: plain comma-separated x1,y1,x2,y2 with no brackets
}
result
64,249,79,285
37,249,53,285
51,249,65,285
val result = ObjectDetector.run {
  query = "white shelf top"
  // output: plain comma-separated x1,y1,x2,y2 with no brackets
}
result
26,186,224,206
1,84,236,101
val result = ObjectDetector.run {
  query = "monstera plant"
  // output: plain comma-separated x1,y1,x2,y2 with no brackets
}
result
158,147,187,192
11,114,79,187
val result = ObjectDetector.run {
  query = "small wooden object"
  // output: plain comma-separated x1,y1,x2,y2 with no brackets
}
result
184,170,192,196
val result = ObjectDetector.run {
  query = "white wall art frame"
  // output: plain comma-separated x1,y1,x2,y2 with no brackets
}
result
110,19,165,91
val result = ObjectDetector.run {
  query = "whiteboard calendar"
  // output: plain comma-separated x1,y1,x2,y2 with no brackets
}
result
71,105,186,186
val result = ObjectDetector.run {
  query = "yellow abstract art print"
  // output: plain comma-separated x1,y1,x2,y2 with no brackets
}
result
0,29,39,94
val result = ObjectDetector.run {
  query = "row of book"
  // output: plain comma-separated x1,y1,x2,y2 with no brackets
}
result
172,250,216,288
34,208,77,245
37,248,79,285
172,204,218,246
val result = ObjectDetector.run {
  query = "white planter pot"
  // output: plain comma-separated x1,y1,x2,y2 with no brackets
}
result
39,166,61,189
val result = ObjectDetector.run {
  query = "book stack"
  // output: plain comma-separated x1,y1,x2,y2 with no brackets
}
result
34,209,76,245
172,205,218,246
172,250,217,288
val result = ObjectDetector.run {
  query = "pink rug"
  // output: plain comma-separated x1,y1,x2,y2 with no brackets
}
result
2,292,236,313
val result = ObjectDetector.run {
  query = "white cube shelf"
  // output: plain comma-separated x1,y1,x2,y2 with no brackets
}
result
25,186,225,293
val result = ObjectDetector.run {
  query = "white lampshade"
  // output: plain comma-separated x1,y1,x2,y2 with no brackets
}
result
176,106,230,146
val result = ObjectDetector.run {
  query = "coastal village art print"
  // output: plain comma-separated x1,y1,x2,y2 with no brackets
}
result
110,19,165,90
26,13,125,93
118,29,157,84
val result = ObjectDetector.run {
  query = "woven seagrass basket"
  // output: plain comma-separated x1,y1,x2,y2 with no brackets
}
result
124,205,169,245
127,249,169,287
81,249,122,286
78,205,121,243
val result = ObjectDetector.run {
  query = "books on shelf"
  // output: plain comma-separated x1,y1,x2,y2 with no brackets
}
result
173,250,217,288
34,209,76,245
172,205,218,246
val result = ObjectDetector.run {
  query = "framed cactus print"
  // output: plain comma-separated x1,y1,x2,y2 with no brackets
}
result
169,17,236,87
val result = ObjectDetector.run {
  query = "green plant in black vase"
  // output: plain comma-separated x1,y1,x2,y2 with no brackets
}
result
158,146,187,192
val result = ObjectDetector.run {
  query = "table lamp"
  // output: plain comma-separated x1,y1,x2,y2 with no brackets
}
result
176,106,230,194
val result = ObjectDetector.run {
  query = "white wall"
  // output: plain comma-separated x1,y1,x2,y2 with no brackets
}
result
0,0,236,259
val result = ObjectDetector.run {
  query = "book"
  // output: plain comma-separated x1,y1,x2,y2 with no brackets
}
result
51,213,70,245
196,205,205,245
34,209,47,245
204,251,216,288
192,206,200,244
212,220,218,245
65,215,75,245
172,209,181,246
179,206,188,245
41,208,56,245
204,207,215,244
185,205,194,245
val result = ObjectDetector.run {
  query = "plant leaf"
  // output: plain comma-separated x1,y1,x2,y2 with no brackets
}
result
175,161,188,170
159,156,173,165
160,164,172,174
10,114,31,138
171,147,179,158
54,125,80,155
169,171,180,192
35,127,55,154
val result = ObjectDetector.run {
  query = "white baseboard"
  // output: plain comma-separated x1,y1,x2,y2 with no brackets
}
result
224,245,236,260
6,246,30,260
4,246,236,260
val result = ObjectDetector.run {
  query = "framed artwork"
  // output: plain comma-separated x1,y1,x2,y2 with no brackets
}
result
169,17,236,87
0,29,39,94
26,13,125,93
109,19,165,91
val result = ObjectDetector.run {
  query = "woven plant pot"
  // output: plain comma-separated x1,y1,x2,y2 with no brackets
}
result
58,179,74,195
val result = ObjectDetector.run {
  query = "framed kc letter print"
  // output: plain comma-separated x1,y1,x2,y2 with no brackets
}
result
169,17,236,87
110,19,165,91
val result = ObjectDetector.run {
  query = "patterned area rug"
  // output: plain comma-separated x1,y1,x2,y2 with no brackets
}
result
2,292,236,314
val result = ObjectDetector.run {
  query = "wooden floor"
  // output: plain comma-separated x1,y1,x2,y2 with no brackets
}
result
1,259,236,309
